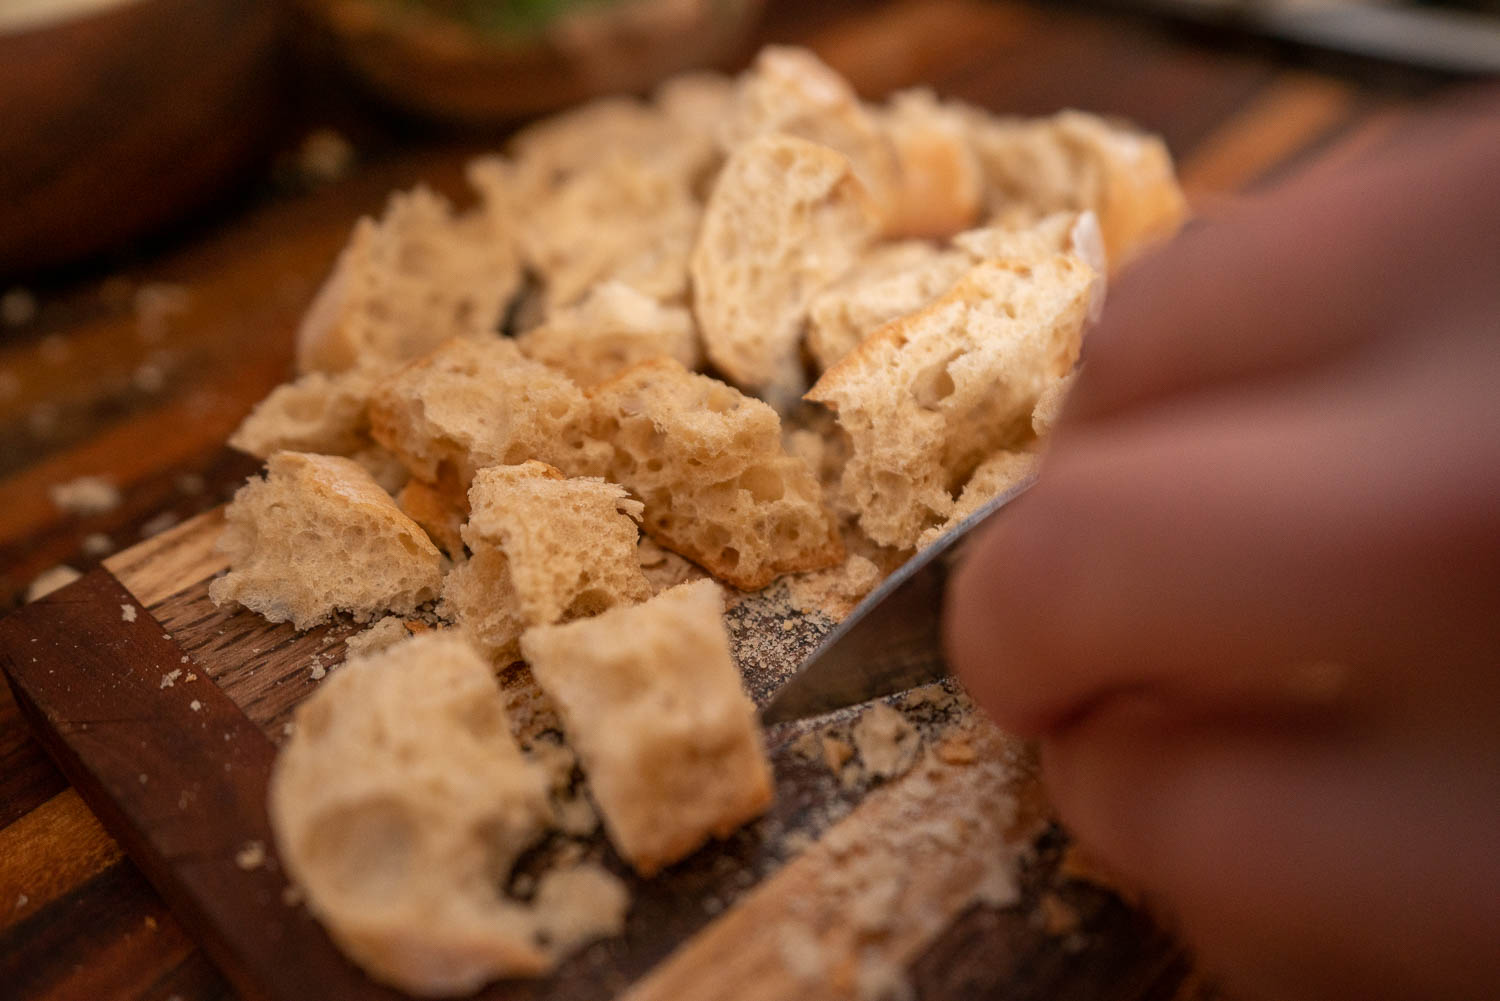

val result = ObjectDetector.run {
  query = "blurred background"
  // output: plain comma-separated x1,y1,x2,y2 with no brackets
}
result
0,0,1496,608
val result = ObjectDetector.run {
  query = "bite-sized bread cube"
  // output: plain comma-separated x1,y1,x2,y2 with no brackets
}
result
806,241,972,373
520,580,773,876
590,359,843,590
209,452,443,630
368,338,611,498
719,46,900,210
441,462,650,663
228,368,380,459
964,109,1188,268
807,255,1094,549
1031,370,1077,438
296,186,520,375
877,88,985,239
269,632,554,995
691,134,879,406
515,282,700,387
397,479,466,559
916,448,1040,549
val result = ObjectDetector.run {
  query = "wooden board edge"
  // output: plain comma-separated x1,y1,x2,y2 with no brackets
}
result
104,507,230,608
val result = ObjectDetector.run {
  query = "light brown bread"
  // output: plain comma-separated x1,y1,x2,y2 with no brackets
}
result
209,452,443,630
397,479,467,559
368,337,611,498
590,359,844,590
441,462,650,663
228,368,381,460
515,281,700,387
807,255,1094,549
269,632,554,995
295,186,521,375
916,447,1040,549
691,133,879,406
520,579,772,876
653,70,736,134
952,210,1108,321
1031,370,1077,438
965,108,1188,268
718,46,900,210
877,88,985,239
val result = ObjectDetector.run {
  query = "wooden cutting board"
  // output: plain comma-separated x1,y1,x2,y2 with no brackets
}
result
1,509,1188,1001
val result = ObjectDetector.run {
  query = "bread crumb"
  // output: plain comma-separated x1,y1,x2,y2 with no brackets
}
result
48,476,121,516
344,616,411,659
120,604,138,623
309,659,327,681
185,673,197,682
190,699,202,712
821,734,854,773
13,892,28,910
139,510,180,539
776,923,826,981
159,669,182,689
83,532,115,556
1,287,37,327
851,703,920,780
934,736,976,765
786,553,883,621
530,863,631,955
235,840,267,871
134,282,191,343
25,565,81,603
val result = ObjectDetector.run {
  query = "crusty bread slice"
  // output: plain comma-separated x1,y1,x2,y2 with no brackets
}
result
515,281,700,387
806,255,1094,549
229,368,381,460
806,241,972,373
269,632,554,995
590,359,843,590
520,579,772,876
691,133,879,406
916,447,1040,549
368,337,611,499
964,108,1188,268
440,462,650,663
209,452,443,630
296,186,521,375
877,88,985,239
718,46,900,211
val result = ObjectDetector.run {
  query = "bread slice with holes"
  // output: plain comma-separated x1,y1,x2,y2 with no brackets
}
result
691,133,879,406
807,255,1095,549
965,108,1188,268
590,358,843,590
877,88,985,239
520,579,772,876
209,452,443,629
515,282,700,387
441,462,650,663
296,186,521,375
368,337,611,500
718,46,900,211
269,631,554,995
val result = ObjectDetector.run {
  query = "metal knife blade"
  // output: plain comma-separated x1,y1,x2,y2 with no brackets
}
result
759,474,1036,725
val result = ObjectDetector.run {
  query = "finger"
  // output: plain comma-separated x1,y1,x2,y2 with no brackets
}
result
943,333,1500,738
1065,98,1500,427
1040,702,1500,1001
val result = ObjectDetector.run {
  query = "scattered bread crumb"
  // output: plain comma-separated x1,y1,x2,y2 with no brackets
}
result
343,616,412,659
234,840,267,871
48,476,121,516
139,510,181,539
25,565,81,602
83,532,115,556
159,669,182,689
190,699,202,712
851,703,920,780
121,604,138,623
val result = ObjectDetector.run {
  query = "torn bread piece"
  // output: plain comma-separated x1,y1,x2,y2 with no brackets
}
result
591,358,843,590
209,452,442,630
520,580,772,876
516,281,700,387
296,186,521,375
397,479,466,559
269,632,555,996
1031,370,1077,438
954,210,1107,321
965,108,1188,268
441,462,650,663
718,46,900,211
369,337,611,499
916,448,1040,550
878,88,985,239
807,255,1094,549
691,133,878,406
229,368,381,460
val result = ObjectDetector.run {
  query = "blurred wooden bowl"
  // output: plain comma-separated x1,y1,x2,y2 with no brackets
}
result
300,0,764,125
0,0,282,279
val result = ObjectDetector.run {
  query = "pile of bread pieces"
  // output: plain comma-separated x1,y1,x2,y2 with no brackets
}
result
212,46,1186,997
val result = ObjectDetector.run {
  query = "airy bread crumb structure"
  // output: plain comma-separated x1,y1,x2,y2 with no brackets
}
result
521,580,773,876
590,358,843,590
209,452,442,629
442,462,650,663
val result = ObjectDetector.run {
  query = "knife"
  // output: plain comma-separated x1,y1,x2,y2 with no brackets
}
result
759,474,1036,725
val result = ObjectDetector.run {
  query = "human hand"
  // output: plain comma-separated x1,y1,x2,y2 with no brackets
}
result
945,94,1500,1001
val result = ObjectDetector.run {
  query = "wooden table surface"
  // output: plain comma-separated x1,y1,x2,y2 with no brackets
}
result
0,1,1458,998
